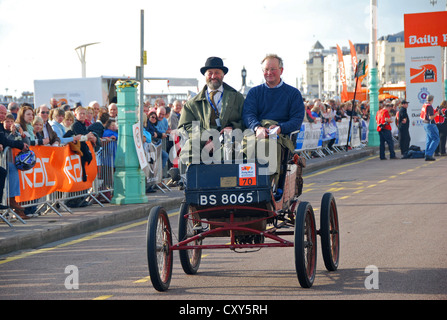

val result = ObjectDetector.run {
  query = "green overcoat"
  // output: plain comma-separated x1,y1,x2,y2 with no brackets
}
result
178,83,245,134
178,83,245,163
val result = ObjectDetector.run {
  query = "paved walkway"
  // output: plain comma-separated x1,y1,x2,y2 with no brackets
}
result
0,147,378,255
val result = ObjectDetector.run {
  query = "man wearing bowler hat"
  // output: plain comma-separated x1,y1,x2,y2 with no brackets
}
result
178,57,245,163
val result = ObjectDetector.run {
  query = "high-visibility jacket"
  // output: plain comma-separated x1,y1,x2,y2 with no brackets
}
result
420,103,432,121
376,108,391,132
434,108,445,124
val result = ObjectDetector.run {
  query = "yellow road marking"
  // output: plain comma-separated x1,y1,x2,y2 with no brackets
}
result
133,276,151,284
93,295,113,300
304,155,378,178
0,211,180,265
302,189,314,193
326,187,345,192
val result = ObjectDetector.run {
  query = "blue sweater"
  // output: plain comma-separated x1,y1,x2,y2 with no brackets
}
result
243,82,305,135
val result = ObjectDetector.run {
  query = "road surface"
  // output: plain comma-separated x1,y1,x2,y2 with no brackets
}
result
1,154,446,303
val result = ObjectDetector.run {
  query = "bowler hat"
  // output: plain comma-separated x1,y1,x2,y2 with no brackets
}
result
200,57,228,75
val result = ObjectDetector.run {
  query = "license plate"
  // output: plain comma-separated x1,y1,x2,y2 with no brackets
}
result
198,192,254,206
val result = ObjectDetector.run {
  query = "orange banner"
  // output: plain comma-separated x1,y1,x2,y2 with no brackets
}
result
337,45,349,102
13,143,97,202
404,11,447,48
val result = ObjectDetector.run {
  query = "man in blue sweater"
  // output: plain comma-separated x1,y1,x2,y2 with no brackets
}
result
243,54,305,187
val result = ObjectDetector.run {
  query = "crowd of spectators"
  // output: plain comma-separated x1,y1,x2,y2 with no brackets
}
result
6,93,439,219
0,97,186,219
303,98,370,125
0,99,120,219
141,98,184,192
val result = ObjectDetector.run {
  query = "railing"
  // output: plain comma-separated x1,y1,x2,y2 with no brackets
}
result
0,139,115,227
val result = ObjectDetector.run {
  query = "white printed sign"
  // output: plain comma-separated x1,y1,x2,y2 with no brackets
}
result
132,122,148,170
405,46,443,149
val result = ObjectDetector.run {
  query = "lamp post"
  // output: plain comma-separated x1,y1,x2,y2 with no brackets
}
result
368,0,380,146
75,42,100,78
241,66,247,87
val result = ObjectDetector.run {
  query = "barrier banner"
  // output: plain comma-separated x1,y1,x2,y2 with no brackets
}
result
302,122,322,150
351,122,361,148
13,143,97,202
144,142,162,185
295,118,363,151
361,120,369,142
334,119,349,146
322,120,337,141
295,124,306,150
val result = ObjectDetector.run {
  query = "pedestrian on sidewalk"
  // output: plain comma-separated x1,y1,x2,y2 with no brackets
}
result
376,103,396,160
434,100,447,156
420,95,440,161
397,100,411,158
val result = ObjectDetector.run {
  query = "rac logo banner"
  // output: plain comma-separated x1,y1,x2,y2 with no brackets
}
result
15,143,97,202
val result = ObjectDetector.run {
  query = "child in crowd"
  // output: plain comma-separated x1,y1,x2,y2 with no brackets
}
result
85,106,94,127
101,119,118,170
62,111,75,132
4,113,22,141
15,105,34,140
15,106,48,146
31,116,49,146
50,108,81,145
102,119,118,141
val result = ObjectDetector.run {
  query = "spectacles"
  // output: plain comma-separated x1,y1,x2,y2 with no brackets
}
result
40,111,49,114
262,68,281,73
150,116,157,119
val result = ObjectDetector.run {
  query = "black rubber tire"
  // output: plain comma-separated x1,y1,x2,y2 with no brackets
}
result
146,206,173,292
178,202,202,275
320,193,340,271
294,201,317,288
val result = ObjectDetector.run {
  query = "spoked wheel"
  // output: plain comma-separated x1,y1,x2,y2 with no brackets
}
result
178,202,202,274
146,206,173,292
320,192,340,271
294,201,317,288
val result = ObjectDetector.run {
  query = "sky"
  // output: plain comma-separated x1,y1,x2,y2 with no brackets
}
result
0,0,446,98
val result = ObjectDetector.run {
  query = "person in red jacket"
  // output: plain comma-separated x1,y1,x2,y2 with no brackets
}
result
421,95,440,161
434,100,447,156
376,103,396,160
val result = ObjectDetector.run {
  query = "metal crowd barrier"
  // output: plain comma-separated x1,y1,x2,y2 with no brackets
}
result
143,140,172,193
0,138,115,227
296,118,367,160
